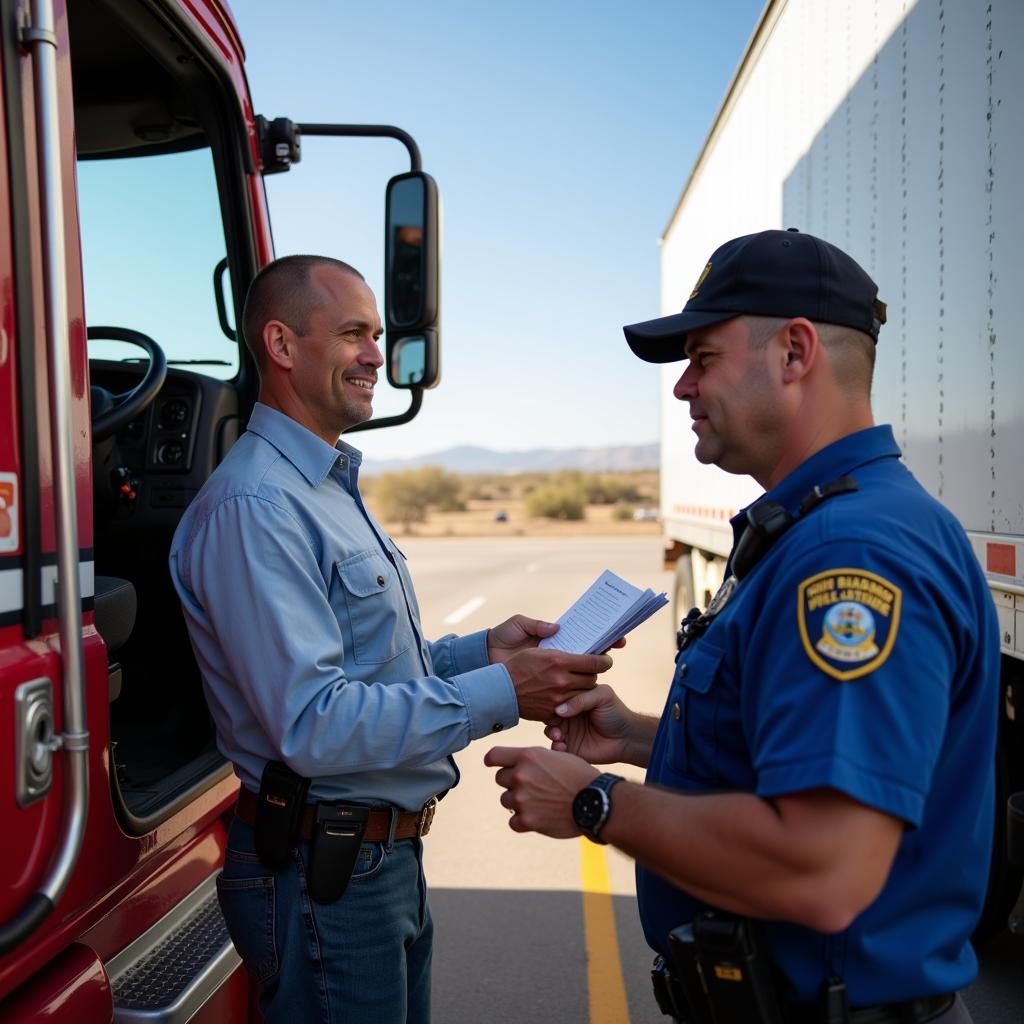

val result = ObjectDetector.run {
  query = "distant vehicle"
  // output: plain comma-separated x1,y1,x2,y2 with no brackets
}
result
632,508,659,522
495,510,509,522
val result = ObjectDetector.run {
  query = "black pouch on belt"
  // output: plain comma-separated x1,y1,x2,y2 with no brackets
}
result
255,760,311,871
692,911,784,1024
307,802,370,904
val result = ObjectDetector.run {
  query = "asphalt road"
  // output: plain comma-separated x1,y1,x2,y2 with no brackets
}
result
402,535,1024,1024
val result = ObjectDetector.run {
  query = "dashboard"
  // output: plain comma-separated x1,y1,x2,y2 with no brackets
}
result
89,360,242,529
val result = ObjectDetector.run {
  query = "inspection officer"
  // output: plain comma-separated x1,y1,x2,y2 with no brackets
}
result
486,229,999,1023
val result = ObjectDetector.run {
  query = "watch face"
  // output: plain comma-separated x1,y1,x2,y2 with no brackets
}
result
572,787,607,831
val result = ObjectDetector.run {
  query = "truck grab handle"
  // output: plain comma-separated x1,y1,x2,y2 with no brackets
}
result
1,0,92,953
0,895,53,956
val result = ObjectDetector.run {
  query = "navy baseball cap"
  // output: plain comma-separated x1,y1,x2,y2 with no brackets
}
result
624,228,887,363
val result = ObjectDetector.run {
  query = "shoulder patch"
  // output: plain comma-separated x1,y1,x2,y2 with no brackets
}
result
797,568,902,681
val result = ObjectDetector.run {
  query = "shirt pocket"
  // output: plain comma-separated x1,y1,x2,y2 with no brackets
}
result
334,549,413,665
666,638,726,782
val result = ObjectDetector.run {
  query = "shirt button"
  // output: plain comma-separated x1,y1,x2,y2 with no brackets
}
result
376,574,385,587
678,663,687,678
672,702,681,721
492,723,504,732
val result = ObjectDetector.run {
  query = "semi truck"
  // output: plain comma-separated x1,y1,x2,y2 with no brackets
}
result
0,0,440,1018
657,0,1023,940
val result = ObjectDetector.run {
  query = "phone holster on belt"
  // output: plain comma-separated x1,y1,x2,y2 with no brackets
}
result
307,803,370,904
254,760,310,871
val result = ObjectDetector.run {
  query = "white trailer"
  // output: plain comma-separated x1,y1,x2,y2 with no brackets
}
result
658,0,1023,935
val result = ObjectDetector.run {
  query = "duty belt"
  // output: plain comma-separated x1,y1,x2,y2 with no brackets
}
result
787,992,956,1024
236,785,437,843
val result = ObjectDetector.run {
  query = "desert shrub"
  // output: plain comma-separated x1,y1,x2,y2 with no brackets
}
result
612,503,634,521
583,476,643,504
371,466,464,530
525,484,586,520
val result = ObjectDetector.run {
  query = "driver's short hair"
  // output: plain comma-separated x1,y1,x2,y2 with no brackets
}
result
242,255,364,366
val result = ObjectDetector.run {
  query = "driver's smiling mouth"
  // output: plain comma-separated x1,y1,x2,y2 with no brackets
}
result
345,375,376,391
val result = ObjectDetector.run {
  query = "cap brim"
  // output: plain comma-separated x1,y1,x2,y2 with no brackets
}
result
623,310,738,363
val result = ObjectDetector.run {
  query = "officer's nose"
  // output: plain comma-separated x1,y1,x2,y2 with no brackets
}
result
673,362,697,402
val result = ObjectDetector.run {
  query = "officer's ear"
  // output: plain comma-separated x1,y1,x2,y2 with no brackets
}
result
779,318,817,383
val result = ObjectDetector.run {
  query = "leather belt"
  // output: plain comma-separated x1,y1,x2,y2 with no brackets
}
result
788,992,955,1024
235,786,437,843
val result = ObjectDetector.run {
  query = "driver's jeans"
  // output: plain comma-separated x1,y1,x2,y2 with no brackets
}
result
217,816,432,1024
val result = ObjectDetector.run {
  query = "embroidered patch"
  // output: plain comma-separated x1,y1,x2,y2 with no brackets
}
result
797,568,902,681
689,261,712,300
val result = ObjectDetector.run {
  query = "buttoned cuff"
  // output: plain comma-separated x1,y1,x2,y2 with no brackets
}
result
451,663,520,739
431,628,492,677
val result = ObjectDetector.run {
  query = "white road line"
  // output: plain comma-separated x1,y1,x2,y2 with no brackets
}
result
443,595,486,625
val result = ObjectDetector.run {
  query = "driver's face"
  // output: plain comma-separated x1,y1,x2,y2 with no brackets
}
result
290,267,384,441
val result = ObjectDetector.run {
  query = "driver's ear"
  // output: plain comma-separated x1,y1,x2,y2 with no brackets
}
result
262,320,293,370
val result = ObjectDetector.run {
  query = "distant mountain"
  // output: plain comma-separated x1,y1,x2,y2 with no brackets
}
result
362,443,659,476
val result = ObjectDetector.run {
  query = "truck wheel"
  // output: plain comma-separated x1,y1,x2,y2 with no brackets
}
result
673,553,697,637
973,717,1024,945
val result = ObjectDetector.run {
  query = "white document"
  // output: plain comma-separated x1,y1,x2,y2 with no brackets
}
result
538,569,668,655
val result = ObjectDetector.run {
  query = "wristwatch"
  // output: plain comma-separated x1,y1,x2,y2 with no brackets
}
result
572,773,624,844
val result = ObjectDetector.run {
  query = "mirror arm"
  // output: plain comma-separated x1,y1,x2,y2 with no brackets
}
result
296,124,422,172
345,388,423,434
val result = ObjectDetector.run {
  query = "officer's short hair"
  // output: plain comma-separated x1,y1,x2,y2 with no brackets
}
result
742,315,875,395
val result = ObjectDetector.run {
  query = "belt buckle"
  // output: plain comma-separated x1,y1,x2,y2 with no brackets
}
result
418,797,437,837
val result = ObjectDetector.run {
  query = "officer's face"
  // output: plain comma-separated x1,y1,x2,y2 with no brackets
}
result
289,267,385,441
673,317,784,482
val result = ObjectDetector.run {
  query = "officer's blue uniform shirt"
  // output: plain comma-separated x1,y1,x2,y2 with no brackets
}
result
638,425,999,1004
169,403,520,810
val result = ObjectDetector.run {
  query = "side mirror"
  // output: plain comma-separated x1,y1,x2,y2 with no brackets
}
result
387,329,440,390
385,171,440,388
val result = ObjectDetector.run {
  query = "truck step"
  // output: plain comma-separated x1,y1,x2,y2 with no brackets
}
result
106,872,241,1024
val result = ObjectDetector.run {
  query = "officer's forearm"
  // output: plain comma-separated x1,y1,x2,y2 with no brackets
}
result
601,783,902,933
622,712,660,767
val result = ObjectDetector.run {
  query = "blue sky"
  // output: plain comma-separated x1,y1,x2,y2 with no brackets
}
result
230,0,765,460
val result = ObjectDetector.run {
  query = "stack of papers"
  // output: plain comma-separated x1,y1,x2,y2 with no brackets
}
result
538,569,668,655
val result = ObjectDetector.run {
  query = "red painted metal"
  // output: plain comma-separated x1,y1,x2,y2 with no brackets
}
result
0,943,112,1023
192,964,256,1023
0,0,260,1016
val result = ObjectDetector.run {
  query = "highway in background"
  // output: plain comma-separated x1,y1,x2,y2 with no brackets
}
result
403,536,1023,1023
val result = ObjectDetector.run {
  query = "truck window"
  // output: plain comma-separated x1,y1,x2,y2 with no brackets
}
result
77,145,238,379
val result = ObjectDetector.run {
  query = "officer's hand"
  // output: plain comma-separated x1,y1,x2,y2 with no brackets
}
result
504,648,612,721
544,684,635,764
484,746,598,837
486,614,559,665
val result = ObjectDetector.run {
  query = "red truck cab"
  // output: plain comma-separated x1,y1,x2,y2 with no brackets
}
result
0,1,438,1018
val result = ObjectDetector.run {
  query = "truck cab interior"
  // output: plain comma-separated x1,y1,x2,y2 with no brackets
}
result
69,0,258,831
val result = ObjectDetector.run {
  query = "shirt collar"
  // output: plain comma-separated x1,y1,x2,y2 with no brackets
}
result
246,402,364,487
736,425,901,526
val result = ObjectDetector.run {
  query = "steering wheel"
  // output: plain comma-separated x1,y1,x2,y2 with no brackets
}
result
88,326,168,443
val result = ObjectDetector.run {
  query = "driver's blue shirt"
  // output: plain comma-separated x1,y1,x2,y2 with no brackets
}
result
169,403,519,809
638,426,999,1004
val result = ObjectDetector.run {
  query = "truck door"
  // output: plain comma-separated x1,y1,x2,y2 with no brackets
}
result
1,0,259,988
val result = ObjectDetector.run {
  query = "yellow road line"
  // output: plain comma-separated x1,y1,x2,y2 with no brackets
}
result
580,837,631,1024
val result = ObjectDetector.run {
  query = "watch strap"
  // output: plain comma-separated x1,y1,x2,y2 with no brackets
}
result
576,772,624,843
